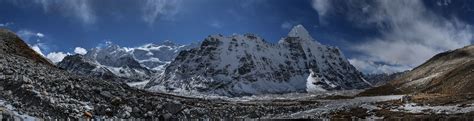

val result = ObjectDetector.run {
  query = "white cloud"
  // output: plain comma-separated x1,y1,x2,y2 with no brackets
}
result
312,0,331,17
313,0,473,73
46,52,70,63
357,0,472,67
142,0,182,25
0,22,13,27
36,33,44,38
210,21,223,29
74,47,88,55
31,44,45,56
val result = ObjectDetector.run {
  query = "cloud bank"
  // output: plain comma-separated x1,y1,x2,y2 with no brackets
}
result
312,0,473,74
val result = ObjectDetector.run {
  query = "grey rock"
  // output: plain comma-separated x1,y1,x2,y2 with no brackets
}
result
100,91,113,98
164,103,184,114
3,69,13,75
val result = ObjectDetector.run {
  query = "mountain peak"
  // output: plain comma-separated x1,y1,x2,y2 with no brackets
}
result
288,24,313,41
161,40,176,46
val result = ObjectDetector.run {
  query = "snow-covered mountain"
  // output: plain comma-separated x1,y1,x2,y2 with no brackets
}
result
128,40,199,71
145,25,371,96
58,41,197,82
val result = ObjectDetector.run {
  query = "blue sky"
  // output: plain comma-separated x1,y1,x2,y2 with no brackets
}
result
0,0,473,74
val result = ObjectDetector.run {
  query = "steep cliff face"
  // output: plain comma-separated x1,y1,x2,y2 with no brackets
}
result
145,25,370,96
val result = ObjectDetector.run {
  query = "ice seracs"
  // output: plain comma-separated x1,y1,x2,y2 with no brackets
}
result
145,25,371,96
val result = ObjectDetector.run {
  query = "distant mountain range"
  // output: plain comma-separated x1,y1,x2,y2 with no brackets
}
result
57,41,198,82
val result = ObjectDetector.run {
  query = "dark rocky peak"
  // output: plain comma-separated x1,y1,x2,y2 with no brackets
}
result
200,36,223,49
114,56,144,68
61,54,87,62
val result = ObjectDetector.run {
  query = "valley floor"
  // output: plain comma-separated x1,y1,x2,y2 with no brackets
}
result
3,89,474,120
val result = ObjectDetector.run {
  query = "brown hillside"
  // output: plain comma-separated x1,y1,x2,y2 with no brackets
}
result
360,45,474,96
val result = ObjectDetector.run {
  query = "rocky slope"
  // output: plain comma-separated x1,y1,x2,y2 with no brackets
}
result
57,41,197,82
360,45,474,96
145,25,371,96
0,29,52,66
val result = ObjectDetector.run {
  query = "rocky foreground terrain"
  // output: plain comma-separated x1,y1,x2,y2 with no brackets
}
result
0,29,327,119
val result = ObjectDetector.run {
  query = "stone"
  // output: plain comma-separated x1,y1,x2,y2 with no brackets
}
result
400,95,412,103
164,103,184,114
162,113,172,119
83,112,93,118
3,69,13,75
120,106,132,118
111,97,122,106
144,111,154,117
100,91,113,98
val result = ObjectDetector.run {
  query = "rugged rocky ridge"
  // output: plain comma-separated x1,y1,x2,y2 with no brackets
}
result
363,71,407,87
145,25,371,96
57,54,119,80
360,45,474,96
57,41,197,82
